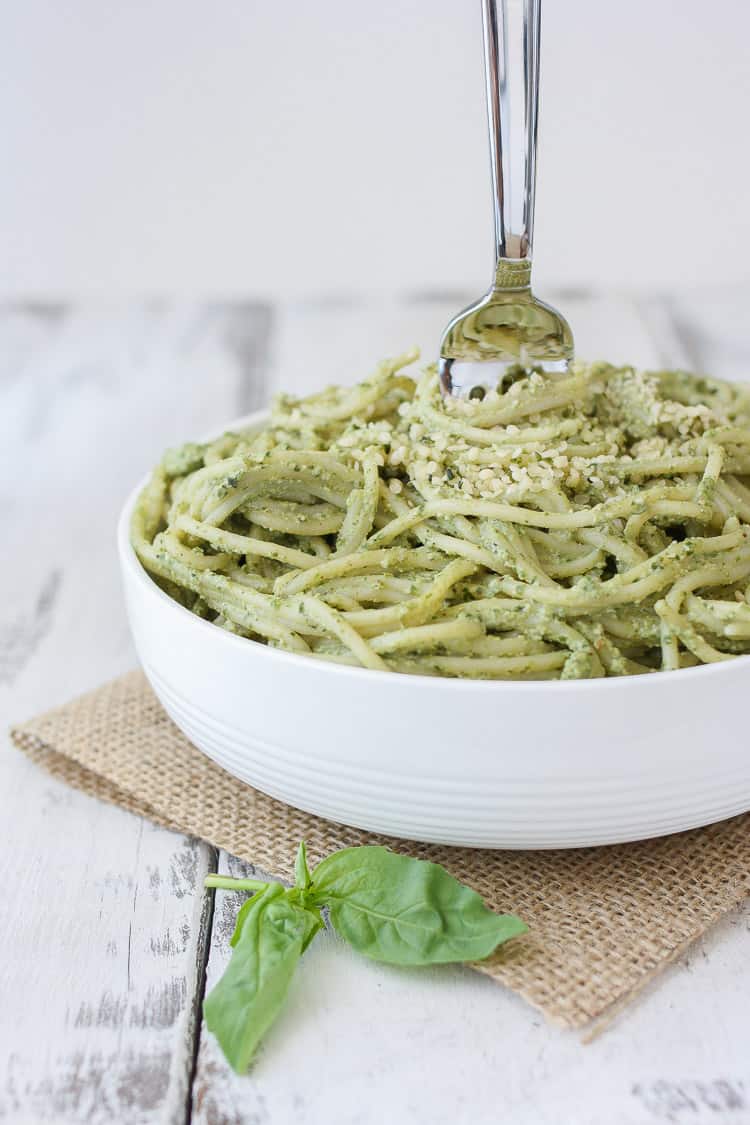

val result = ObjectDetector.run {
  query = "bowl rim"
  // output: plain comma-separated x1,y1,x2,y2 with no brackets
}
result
118,407,750,695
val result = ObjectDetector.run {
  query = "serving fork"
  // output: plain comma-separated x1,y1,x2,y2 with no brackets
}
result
439,0,574,400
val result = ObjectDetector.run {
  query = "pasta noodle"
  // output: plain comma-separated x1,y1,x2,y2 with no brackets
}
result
131,352,750,678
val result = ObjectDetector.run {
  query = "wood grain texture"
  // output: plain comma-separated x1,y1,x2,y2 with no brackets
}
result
2,294,750,1125
0,302,271,1124
190,854,278,1125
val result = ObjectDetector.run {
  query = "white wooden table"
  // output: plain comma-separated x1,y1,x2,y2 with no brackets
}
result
2,293,750,1125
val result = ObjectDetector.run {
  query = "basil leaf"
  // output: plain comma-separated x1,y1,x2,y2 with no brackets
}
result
229,887,267,947
204,883,319,1073
310,846,527,966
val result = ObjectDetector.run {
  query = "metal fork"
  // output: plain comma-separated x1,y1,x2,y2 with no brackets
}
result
439,0,574,400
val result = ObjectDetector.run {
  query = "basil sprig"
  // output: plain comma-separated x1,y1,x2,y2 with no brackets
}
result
204,843,527,1073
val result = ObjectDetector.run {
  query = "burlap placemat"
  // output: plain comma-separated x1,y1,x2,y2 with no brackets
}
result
9,669,750,1033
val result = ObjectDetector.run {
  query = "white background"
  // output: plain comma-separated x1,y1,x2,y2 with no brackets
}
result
2,0,750,298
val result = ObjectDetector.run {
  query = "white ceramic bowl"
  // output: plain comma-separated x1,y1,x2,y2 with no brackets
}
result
118,410,750,849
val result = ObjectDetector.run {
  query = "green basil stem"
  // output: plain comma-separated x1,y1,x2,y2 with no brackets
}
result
205,874,272,892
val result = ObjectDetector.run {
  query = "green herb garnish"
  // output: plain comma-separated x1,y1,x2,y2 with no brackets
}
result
204,842,527,1072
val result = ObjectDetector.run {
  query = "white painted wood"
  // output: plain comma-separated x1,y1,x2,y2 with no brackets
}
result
195,892,750,1125
0,302,270,1123
0,797,213,1125
3,295,750,1125
267,290,661,399
667,288,750,383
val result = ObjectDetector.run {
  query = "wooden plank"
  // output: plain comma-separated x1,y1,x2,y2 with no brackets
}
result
0,801,215,1125
190,854,275,1125
268,289,664,401
195,893,750,1125
0,302,271,1124
668,287,750,382
634,286,750,384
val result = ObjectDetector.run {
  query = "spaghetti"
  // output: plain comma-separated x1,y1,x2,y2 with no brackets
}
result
132,352,750,678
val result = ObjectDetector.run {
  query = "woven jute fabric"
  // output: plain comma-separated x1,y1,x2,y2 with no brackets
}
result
10,669,750,1031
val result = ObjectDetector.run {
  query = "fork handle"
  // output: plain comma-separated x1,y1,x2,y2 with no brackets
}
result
482,0,540,272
